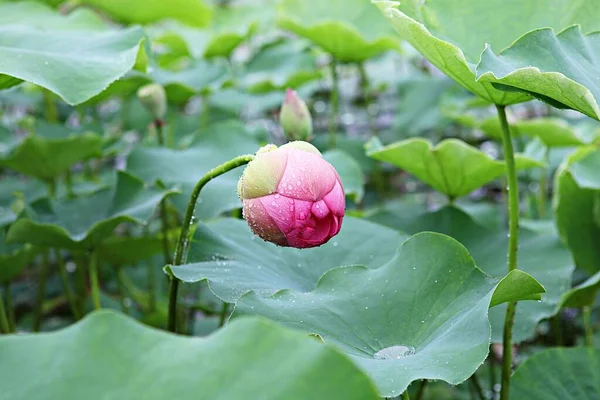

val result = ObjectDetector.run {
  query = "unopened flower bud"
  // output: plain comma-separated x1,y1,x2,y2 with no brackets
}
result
137,83,167,121
280,89,312,141
238,141,345,248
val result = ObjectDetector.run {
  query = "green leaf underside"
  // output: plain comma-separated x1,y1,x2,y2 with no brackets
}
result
278,0,400,62
554,147,600,275
456,115,598,147
6,172,177,250
369,205,573,343
511,347,600,399
323,150,365,202
375,0,600,105
0,2,146,105
126,121,260,219
171,217,407,302
0,311,379,400
233,232,544,397
366,137,543,198
558,270,600,309
477,26,600,120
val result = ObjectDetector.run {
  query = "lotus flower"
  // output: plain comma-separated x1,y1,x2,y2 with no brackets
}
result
238,141,345,248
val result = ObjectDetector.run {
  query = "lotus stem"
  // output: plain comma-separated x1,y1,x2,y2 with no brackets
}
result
329,58,340,149
357,62,376,136
43,88,58,123
535,147,549,219
469,371,485,400
167,154,255,333
33,249,50,332
414,380,427,400
400,389,410,400
496,104,520,400
55,249,81,320
0,287,9,334
583,306,594,347
4,284,15,332
89,251,101,310
219,302,229,327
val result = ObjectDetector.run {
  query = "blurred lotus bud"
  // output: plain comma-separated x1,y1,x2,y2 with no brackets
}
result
137,83,167,121
238,141,345,248
280,88,312,141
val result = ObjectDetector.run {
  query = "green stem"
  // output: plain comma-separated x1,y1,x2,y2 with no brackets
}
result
219,302,229,327
155,120,166,146
328,58,339,149
0,287,9,334
146,259,157,312
116,267,130,315
33,249,50,332
401,390,410,400
4,284,15,332
469,372,485,400
89,251,101,310
43,88,58,123
65,169,74,198
535,148,549,219
357,62,376,136
55,249,81,320
75,254,87,312
47,178,56,198
167,154,255,333
415,380,427,400
489,349,497,394
583,306,594,347
159,200,171,265
496,105,520,400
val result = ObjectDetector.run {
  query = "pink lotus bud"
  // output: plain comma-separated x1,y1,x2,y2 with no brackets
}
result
280,89,313,141
238,141,345,248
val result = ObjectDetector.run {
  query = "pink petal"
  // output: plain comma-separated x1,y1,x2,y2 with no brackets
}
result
258,194,295,234
322,179,345,217
276,149,336,201
311,199,330,219
243,198,287,246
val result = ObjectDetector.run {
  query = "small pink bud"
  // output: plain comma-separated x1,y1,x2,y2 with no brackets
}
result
280,89,313,141
238,141,345,248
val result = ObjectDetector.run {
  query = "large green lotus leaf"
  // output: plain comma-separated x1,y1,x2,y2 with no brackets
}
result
323,149,365,203
0,1,107,29
242,39,321,93
277,0,400,62
394,77,457,136
151,4,267,61
511,347,600,399
126,120,260,219
79,0,212,27
369,206,573,343
366,137,544,199
234,233,544,397
0,122,103,181
6,172,177,251
477,26,600,120
171,217,406,302
0,2,146,105
554,147,600,274
0,311,379,400
375,0,600,105
87,61,228,106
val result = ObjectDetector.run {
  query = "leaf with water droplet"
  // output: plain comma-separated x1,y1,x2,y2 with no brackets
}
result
234,232,544,396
